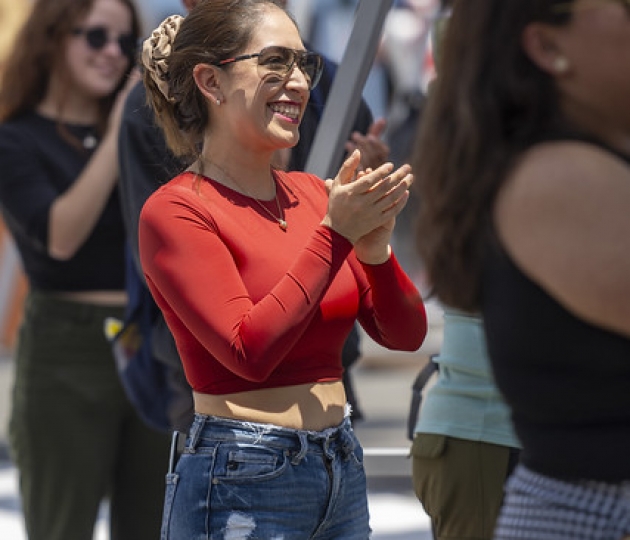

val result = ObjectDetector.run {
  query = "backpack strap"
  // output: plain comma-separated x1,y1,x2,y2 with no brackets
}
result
407,355,439,441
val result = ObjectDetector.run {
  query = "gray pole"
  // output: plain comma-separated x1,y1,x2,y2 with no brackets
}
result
304,0,394,179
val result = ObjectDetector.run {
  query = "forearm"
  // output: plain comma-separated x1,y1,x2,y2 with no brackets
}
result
48,133,120,260
356,253,427,351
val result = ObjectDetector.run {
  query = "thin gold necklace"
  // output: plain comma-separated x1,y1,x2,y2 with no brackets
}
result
201,159,287,231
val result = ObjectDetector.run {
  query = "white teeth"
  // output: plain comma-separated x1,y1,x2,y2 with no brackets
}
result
270,103,300,119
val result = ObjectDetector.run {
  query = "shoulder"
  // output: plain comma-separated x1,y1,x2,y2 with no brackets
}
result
0,114,45,164
493,140,630,334
497,140,630,223
142,172,201,214
0,113,35,141
520,139,628,176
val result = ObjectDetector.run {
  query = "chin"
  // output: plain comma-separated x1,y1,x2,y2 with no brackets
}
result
84,81,125,99
281,130,300,147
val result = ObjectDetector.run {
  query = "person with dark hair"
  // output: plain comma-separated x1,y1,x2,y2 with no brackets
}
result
414,1,630,539
139,1,427,537
118,0,388,430
411,5,520,539
0,1,171,539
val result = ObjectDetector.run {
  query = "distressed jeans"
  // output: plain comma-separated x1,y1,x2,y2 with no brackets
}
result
161,413,371,539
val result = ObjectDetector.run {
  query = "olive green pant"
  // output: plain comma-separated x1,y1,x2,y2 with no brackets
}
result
412,433,519,540
9,291,171,540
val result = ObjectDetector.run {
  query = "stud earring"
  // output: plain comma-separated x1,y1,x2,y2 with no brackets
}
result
553,56,569,74
216,98,221,106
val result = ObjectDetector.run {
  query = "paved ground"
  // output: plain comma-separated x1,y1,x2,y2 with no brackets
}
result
0,302,444,539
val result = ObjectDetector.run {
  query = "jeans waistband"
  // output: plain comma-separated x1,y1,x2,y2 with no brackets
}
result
186,414,356,464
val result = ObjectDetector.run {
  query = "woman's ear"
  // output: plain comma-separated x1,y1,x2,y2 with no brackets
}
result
522,22,571,76
192,63,224,105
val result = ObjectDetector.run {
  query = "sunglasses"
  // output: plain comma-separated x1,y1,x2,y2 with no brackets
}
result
551,0,630,13
216,46,324,90
72,26,137,58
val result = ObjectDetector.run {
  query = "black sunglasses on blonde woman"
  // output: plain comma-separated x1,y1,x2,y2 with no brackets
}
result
73,26,138,58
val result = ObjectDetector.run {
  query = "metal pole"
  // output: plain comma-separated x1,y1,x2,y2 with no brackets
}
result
304,0,394,179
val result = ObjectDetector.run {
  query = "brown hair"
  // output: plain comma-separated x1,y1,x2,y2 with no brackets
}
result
0,0,141,131
143,0,292,158
413,0,574,311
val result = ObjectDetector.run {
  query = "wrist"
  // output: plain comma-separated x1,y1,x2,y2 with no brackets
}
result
320,217,358,245
355,245,391,265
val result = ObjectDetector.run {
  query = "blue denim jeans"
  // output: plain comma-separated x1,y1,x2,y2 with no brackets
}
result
161,413,371,539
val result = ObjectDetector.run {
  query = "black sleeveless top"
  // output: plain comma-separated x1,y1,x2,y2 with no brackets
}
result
481,138,630,482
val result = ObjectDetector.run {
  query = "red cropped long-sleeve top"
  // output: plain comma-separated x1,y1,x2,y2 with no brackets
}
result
139,170,427,394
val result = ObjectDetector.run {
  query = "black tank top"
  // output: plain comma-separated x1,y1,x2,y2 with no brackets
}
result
481,138,630,482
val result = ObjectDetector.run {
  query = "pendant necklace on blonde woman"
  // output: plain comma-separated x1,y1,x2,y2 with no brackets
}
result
202,159,288,231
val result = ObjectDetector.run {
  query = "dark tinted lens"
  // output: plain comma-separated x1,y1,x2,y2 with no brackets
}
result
83,26,135,58
258,46,294,75
301,53,323,89
84,27,108,50
257,46,323,90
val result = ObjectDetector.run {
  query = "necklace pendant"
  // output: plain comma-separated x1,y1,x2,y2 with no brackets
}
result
83,134,98,150
278,219,288,231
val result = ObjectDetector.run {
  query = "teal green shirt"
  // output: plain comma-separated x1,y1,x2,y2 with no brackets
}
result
415,310,520,449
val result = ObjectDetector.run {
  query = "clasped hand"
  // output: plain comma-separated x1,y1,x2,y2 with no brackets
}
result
322,149,413,264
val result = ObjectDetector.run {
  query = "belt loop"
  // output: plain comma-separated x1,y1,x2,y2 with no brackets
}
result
339,420,355,460
291,432,308,465
187,415,204,453
322,432,335,460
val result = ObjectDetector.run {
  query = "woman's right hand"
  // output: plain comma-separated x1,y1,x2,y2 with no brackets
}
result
321,149,412,246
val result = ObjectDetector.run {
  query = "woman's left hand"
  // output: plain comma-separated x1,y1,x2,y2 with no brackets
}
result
353,164,413,265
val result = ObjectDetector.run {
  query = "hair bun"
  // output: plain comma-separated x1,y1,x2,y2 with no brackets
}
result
142,14,184,101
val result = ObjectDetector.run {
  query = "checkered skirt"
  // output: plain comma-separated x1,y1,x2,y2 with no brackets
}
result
494,464,630,539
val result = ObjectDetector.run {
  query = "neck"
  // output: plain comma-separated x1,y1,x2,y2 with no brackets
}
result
38,77,100,125
197,154,289,231
199,155,277,200
561,100,630,156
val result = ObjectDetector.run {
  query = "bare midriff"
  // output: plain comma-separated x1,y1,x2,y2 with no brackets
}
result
193,380,347,431
52,290,127,306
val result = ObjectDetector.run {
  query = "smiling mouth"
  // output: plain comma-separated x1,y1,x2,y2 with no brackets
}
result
269,103,300,122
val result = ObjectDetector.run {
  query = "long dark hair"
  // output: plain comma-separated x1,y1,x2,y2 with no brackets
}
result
413,0,574,311
143,0,291,158
0,0,141,131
